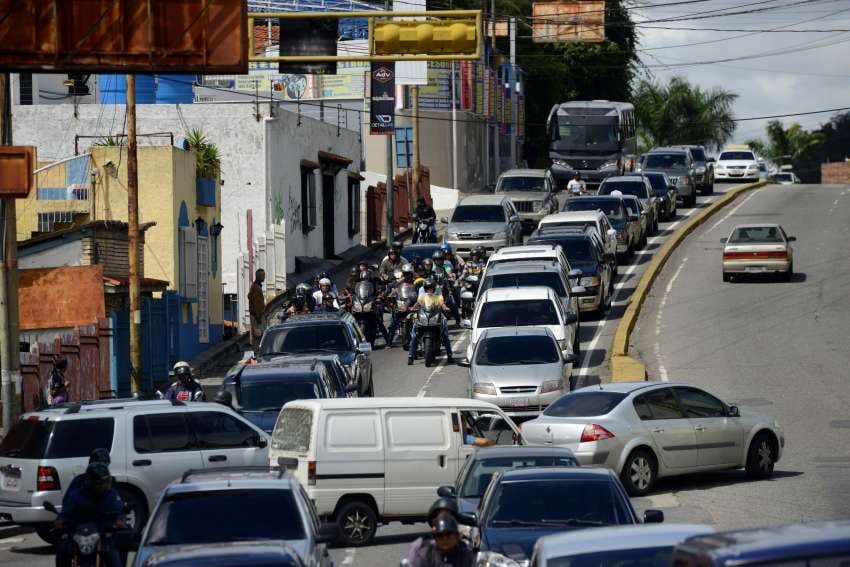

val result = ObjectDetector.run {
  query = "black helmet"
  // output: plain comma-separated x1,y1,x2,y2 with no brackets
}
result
214,390,233,406
417,196,426,206
295,287,307,299
424,278,437,291
432,515,459,535
428,498,459,522
85,462,111,485
391,240,403,252
88,448,111,465
432,250,444,261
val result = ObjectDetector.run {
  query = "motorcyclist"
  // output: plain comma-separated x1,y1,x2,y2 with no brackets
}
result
313,278,340,310
458,246,487,281
54,463,125,567
163,361,206,402
432,251,459,324
408,279,453,365
379,246,408,281
354,270,390,345
287,286,312,316
441,244,464,275
314,271,339,295
62,449,113,504
406,498,466,563
412,197,437,243
408,515,473,567
387,264,417,348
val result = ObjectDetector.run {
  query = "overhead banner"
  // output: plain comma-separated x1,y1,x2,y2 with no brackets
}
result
370,62,396,135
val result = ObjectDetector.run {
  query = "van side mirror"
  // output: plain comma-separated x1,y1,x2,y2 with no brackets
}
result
358,341,373,353
437,485,457,498
727,405,740,417
255,435,268,449
346,381,359,393
564,312,579,325
563,353,577,364
440,217,449,224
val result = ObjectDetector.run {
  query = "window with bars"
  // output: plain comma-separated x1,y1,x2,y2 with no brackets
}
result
301,166,317,234
348,176,361,237
37,211,82,233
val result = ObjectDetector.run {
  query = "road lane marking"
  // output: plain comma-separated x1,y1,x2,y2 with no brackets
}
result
419,331,468,397
341,548,357,566
655,257,688,382
706,191,757,233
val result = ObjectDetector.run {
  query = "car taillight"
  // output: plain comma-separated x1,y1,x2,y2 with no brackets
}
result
766,251,787,259
37,466,61,491
308,460,316,486
580,424,615,443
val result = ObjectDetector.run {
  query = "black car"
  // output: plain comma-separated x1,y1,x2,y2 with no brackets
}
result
626,171,677,221
529,227,614,317
259,312,374,397
472,467,663,565
269,354,362,397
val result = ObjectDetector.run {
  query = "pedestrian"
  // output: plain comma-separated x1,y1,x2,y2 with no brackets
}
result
567,172,586,195
409,515,474,567
49,357,70,406
248,268,266,351
163,361,206,402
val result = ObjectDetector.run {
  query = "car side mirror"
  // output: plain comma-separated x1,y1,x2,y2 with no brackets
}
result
707,157,716,163
644,509,664,524
787,236,797,242
437,485,457,498
346,381,359,393
570,286,586,296
256,435,268,449
358,341,373,353
727,405,740,417
461,319,472,329
457,358,471,367
720,237,728,243
440,217,449,224
460,511,478,527
510,215,520,223
316,522,339,544
563,353,577,364
564,312,579,325
43,501,58,514
568,268,583,278
607,228,617,237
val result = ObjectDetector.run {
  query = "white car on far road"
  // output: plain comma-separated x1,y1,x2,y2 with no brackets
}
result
715,148,761,182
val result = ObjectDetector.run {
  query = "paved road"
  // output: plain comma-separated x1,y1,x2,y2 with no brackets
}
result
0,182,758,567
630,183,850,529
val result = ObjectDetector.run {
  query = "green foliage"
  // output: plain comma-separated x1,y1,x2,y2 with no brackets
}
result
749,119,828,182
92,136,125,147
633,76,737,152
186,128,220,179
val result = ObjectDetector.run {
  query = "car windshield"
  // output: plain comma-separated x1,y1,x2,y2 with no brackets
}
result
498,176,546,192
475,335,559,366
486,479,621,526
532,237,594,262
728,226,785,244
460,455,577,498
239,381,321,411
146,489,305,545
481,272,566,297
565,199,623,220
451,205,505,223
548,546,674,567
261,324,350,355
599,182,647,200
689,148,706,161
645,153,687,168
0,419,53,458
478,300,559,328
544,391,628,417
719,151,755,161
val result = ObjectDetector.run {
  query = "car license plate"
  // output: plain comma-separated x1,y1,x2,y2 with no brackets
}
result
746,266,766,273
511,397,529,407
2,476,19,491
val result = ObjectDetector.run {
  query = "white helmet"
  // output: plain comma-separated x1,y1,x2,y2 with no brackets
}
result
610,189,623,197
319,278,332,286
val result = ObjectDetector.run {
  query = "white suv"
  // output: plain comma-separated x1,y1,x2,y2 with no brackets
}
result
0,399,269,544
715,148,760,182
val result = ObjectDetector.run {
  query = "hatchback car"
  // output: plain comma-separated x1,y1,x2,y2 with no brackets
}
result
133,468,337,567
465,327,573,418
472,467,662,566
721,224,795,282
495,169,560,234
443,194,523,257
520,382,784,496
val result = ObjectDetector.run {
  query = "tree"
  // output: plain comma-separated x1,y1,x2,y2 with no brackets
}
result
186,129,220,180
761,115,840,182
633,76,737,152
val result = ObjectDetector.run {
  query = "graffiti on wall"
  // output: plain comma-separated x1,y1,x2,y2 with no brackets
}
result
287,188,303,233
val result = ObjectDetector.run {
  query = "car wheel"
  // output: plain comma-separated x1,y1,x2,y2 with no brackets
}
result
745,433,777,479
336,500,378,546
722,272,731,283
784,262,793,282
621,448,657,496
35,523,61,546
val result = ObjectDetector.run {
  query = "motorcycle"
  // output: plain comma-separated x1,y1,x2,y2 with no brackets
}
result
44,501,132,567
412,214,436,244
459,274,479,323
393,282,418,349
351,280,379,345
414,305,445,367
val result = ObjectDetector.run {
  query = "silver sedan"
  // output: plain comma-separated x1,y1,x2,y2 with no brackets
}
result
520,382,784,496
721,223,795,282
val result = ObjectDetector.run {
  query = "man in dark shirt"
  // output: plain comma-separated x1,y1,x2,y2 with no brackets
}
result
413,197,437,243
163,361,206,402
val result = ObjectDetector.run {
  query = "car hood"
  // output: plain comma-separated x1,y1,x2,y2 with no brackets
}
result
482,526,568,561
499,191,548,201
240,409,279,434
447,221,507,235
138,540,311,567
569,261,598,277
473,363,561,386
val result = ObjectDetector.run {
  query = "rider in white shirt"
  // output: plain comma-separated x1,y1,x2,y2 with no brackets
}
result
567,172,587,195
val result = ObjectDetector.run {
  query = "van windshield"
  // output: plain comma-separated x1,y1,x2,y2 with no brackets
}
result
272,408,313,453
478,300,559,328
240,381,321,412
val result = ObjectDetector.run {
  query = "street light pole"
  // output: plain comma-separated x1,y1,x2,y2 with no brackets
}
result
126,74,141,394
385,0,395,247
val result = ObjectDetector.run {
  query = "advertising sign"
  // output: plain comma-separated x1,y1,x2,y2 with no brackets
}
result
370,62,396,135
532,1,606,43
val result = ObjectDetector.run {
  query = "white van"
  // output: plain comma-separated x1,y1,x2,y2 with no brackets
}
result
269,397,522,546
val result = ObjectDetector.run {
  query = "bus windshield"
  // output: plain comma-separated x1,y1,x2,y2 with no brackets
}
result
553,121,618,147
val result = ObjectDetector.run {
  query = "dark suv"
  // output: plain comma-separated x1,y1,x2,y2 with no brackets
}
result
674,144,714,195
643,148,698,206
259,312,374,397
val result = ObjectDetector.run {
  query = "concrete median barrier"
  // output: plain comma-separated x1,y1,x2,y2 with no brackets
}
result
610,180,768,382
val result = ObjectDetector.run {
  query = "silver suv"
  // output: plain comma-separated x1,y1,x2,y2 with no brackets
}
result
442,195,523,257
0,399,269,544
673,145,714,195
494,169,559,235
643,147,698,206
133,467,336,567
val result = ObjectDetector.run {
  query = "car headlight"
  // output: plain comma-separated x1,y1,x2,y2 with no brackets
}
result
476,551,526,567
746,165,758,171
540,379,564,394
533,200,544,210
447,231,460,240
472,382,497,395
695,166,706,174
552,158,572,168
492,231,507,240
580,276,601,287
599,160,619,171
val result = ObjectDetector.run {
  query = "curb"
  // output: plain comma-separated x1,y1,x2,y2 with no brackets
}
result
609,181,768,382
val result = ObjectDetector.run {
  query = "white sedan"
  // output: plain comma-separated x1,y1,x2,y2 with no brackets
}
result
721,223,795,282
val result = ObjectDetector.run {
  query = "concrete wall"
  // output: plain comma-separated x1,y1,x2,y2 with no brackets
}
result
19,239,83,269
821,161,850,184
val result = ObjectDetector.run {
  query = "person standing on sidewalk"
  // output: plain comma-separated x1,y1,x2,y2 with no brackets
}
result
248,269,266,350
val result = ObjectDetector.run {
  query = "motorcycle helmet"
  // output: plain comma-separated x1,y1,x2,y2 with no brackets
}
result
358,270,371,281
417,196,426,207
173,361,192,379
393,269,403,281
401,263,414,275
424,278,437,292
88,448,111,465
84,462,112,495
350,266,358,276
423,258,433,271
472,245,487,260
432,250,444,262
428,498,459,523
391,240,404,253
432,515,460,535
440,243,451,252
414,277,426,288
297,283,313,294
294,286,307,299
318,277,332,288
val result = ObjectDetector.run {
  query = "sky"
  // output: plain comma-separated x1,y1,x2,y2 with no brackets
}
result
630,0,850,149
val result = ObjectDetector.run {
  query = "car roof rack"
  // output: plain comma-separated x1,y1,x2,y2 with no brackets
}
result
180,466,291,483
60,398,183,414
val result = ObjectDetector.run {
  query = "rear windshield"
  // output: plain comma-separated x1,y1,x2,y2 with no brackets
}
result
481,272,566,297
461,455,577,498
690,148,706,161
478,300,559,328
773,173,793,182
728,226,784,244
261,324,351,356
599,182,648,199
548,546,673,567
272,408,313,453
0,418,114,459
475,335,559,366
241,381,322,412
497,176,546,192
146,489,304,545
544,391,628,417
451,205,506,223
531,237,594,263
645,153,687,168
719,151,755,161
565,199,623,220
486,479,625,526
622,199,640,216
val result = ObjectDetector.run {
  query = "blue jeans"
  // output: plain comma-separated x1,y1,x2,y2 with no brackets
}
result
409,319,452,359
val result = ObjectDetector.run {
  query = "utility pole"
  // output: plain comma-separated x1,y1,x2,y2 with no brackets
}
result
411,85,421,200
126,74,141,394
0,72,20,434
450,0,458,191
384,0,395,246
509,17,517,168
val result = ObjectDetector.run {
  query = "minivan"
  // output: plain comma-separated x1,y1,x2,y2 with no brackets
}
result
269,397,523,546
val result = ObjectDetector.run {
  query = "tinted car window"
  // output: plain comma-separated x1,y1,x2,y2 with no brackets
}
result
633,396,654,420
531,236,595,262
544,392,628,417
548,546,674,567
642,388,685,419
629,173,667,193
486,479,626,526
451,205,506,223
134,414,195,453
675,388,726,418
188,412,257,448
565,199,624,220
475,335,559,366
689,148,706,161
461,455,577,498
478,300,559,328
0,419,53,458
240,380,322,411
646,153,687,168
719,151,755,161
622,199,640,216
261,324,351,355
482,272,566,297
599,182,648,199
146,489,305,545
497,176,546,192
46,418,115,459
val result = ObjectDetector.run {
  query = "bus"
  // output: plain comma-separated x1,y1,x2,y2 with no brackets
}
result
546,100,637,191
